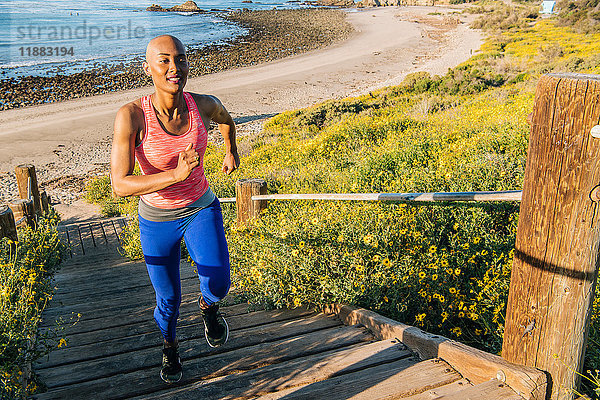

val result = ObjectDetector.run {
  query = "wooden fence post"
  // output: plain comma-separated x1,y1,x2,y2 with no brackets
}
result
0,206,18,242
502,73,600,400
40,190,49,214
8,199,35,230
15,164,41,215
235,179,268,225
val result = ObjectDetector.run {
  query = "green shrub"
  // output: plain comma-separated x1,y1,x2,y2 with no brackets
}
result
0,210,66,398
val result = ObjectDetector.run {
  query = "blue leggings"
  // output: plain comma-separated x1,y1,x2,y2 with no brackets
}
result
139,198,231,343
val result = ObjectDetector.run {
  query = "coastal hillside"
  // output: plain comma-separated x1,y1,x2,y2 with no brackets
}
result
86,1,600,397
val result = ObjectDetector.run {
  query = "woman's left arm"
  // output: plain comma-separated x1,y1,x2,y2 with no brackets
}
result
200,95,239,175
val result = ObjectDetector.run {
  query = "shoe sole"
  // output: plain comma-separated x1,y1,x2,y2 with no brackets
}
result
205,316,229,348
160,370,182,384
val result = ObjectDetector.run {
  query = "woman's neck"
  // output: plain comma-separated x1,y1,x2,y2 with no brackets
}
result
151,91,186,120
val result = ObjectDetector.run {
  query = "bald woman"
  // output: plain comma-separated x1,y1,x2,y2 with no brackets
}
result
111,35,239,383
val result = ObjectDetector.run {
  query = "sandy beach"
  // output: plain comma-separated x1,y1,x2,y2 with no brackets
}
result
0,5,482,218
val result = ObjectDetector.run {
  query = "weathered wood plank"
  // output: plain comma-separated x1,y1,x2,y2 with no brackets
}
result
431,378,524,400
46,276,199,309
37,302,281,347
50,268,193,295
402,379,471,399
52,257,145,279
42,277,201,322
34,324,372,400
37,309,330,370
503,73,600,400
53,253,126,272
253,358,462,400
37,313,341,386
51,260,194,288
137,339,414,400
326,304,547,400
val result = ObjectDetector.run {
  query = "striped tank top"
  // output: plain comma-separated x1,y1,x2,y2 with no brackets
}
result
135,92,210,209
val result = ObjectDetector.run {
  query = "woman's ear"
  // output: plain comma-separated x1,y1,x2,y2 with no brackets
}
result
142,62,151,77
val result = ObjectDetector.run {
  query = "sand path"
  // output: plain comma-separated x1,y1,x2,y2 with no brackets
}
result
0,5,482,213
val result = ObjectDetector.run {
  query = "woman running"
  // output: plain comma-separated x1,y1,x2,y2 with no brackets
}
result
110,34,239,384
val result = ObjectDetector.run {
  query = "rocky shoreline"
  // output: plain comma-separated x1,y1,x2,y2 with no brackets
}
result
0,8,353,111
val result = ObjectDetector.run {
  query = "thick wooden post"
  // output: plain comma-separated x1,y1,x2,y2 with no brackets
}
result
502,73,600,400
15,164,41,215
0,206,18,242
8,199,35,229
235,179,268,225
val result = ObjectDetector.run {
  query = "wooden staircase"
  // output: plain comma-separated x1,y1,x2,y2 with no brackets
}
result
33,218,545,399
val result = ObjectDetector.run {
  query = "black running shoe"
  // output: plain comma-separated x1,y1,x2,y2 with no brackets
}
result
198,297,229,348
160,344,182,384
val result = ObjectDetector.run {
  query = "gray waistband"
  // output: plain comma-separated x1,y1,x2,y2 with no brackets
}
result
138,187,217,222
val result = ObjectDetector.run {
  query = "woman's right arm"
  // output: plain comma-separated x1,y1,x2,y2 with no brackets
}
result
110,103,199,197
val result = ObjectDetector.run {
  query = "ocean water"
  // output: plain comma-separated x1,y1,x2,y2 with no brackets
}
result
0,0,307,79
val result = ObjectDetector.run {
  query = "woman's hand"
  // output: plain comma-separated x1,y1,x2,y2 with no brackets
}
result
222,151,239,175
172,143,199,182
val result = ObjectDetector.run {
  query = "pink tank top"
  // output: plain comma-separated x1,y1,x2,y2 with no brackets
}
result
135,92,209,209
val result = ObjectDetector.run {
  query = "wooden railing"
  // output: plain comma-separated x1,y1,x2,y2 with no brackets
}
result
0,164,49,243
252,190,522,202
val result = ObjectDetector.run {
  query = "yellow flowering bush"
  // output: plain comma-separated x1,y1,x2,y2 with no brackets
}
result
0,210,65,398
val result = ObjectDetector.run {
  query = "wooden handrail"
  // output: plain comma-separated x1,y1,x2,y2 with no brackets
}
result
251,190,522,202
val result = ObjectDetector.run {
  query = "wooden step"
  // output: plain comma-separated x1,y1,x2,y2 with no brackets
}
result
136,339,415,400
34,323,373,400
253,358,462,400
431,378,524,400
36,308,326,369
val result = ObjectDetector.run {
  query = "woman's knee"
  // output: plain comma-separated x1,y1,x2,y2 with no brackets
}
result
200,272,230,302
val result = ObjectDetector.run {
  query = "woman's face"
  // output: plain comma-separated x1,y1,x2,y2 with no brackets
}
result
143,36,189,95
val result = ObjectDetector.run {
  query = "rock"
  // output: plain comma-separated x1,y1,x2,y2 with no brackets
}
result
171,1,202,12
355,0,402,5
146,4,165,11
146,1,203,12
317,0,354,6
